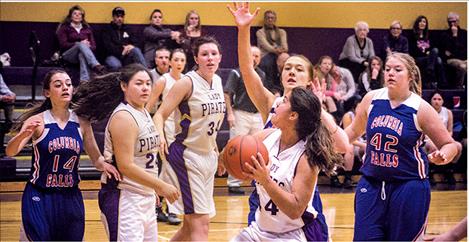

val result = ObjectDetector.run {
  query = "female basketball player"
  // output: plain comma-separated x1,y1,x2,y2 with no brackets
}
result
153,36,225,241
72,64,180,241
345,53,461,240
228,2,349,233
6,69,120,241
224,87,342,241
146,48,186,225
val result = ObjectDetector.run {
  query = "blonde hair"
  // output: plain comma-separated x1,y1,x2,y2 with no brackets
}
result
386,53,422,96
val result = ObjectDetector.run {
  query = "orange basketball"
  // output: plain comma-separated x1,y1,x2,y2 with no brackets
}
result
223,135,269,180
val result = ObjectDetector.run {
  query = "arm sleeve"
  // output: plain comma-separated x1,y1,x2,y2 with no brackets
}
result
56,25,75,51
224,69,240,95
143,26,172,42
279,28,288,52
342,36,365,63
102,29,123,57
341,68,356,100
88,27,97,52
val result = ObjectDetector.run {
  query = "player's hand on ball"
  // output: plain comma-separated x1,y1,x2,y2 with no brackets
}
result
244,152,270,185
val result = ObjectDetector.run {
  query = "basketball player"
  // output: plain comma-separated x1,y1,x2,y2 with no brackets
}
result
153,36,226,241
345,53,461,240
72,64,180,241
228,3,350,234
224,87,342,241
146,48,186,225
6,69,120,241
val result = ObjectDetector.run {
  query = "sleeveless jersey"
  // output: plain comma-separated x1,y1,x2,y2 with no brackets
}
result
173,70,225,154
437,106,449,128
361,88,429,181
255,129,318,233
263,97,283,129
161,72,181,145
102,103,161,195
30,110,83,189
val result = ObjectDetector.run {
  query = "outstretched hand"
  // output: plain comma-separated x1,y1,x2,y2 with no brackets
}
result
227,2,260,28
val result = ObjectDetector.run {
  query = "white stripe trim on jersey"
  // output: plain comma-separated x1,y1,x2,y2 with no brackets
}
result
413,134,426,179
30,144,41,184
413,113,423,132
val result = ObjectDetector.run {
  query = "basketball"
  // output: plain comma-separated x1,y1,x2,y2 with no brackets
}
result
223,135,269,180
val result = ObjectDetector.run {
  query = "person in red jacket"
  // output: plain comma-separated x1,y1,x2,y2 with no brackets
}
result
56,5,105,82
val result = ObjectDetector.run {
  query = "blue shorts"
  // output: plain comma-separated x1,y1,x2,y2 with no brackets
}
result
354,176,430,241
21,182,84,241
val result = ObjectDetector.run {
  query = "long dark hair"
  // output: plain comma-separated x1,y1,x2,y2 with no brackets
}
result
290,87,343,175
365,56,384,86
13,69,68,132
72,64,152,122
413,15,429,40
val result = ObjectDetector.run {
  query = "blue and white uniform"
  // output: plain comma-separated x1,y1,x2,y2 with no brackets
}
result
248,97,328,240
354,88,430,241
162,70,225,217
99,102,161,241
233,129,327,241
21,110,84,241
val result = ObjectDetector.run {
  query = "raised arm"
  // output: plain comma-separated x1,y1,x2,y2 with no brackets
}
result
110,111,179,202
6,115,43,157
228,2,276,123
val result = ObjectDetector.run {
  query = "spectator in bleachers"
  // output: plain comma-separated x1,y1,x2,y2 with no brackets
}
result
357,56,384,97
315,55,339,118
56,5,106,82
0,73,15,156
149,47,170,84
143,9,181,69
257,10,288,90
409,15,446,89
178,10,206,72
339,21,375,83
441,12,467,89
101,7,147,71
325,64,358,122
425,90,461,184
224,46,266,195
383,20,409,57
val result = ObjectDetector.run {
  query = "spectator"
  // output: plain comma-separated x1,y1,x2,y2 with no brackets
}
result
325,65,358,122
178,10,206,72
409,15,446,89
257,10,288,88
425,90,461,184
383,20,409,57
149,47,170,85
0,73,15,156
441,12,467,89
315,55,339,118
223,46,266,195
56,5,106,82
268,52,290,96
357,56,384,97
143,9,180,69
339,21,375,82
101,7,146,71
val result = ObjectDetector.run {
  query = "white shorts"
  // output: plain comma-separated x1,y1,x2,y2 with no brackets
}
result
163,144,218,218
231,221,307,242
100,188,158,242
230,110,263,138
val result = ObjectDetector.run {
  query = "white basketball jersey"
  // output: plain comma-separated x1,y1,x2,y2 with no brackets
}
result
161,72,181,145
174,70,225,154
255,129,318,233
102,102,161,195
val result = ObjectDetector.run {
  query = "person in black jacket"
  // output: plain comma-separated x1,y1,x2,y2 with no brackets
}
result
441,12,467,88
102,7,147,71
